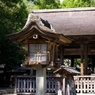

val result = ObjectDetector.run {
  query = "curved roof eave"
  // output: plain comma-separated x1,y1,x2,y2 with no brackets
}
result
7,13,72,44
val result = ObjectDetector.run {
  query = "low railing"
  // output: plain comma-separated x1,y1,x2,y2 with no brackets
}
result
15,75,95,94
15,76,59,94
74,75,95,94
15,76,36,93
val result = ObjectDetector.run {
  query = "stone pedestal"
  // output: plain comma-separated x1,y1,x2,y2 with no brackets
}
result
36,65,46,95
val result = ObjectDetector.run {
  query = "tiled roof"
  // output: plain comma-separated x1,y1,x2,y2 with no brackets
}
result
32,7,95,36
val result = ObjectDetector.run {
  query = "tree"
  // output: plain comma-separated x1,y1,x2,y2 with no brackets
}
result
60,0,95,8
0,0,29,35
0,0,29,87
30,0,95,9
0,0,29,86
31,0,60,9
0,0,28,64
0,35,25,69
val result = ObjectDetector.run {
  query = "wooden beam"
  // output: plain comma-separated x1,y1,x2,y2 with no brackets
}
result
64,48,95,56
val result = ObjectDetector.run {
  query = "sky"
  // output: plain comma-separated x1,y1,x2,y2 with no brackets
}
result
60,0,63,3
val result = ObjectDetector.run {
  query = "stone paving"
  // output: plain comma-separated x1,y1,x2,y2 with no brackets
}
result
0,88,15,95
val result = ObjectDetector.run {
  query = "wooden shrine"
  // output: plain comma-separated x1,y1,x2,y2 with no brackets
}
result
54,65,80,95
32,7,95,75
7,7,95,95
8,13,71,95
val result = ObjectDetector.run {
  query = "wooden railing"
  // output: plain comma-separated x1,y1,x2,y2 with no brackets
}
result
74,75,95,94
15,76,36,93
15,76,58,94
15,75,95,94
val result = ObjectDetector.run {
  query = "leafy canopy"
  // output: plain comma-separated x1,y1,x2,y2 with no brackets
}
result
30,0,95,9
60,0,95,8
31,0,60,9
0,0,28,71
0,0,28,35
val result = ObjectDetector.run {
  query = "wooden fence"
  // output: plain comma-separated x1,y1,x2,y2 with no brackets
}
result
15,76,58,94
74,75,95,94
14,75,95,94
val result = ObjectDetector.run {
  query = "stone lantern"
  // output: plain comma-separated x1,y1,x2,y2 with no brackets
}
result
7,13,71,95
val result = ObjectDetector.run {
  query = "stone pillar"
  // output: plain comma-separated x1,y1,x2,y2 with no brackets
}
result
36,64,46,95
62,76,66,95
80,43,88,75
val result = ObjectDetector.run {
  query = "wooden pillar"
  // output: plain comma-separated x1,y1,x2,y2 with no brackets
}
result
80,43,84,75
51,44,56,66
54,45,57,62
80,43,88,75
60,45,64,65
71,57,74,67
92,57,95,73
55,45,60,66
36,64,46,95
84,43,88,74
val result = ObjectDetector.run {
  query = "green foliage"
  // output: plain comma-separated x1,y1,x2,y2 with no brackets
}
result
0,0,28,35
60,0,95,8
23,0,34,13
0,0,28,72
30,0,95,9
0,34,26,87
32,0,60,9
0,35,25,71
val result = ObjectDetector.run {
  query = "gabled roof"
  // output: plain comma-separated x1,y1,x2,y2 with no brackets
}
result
54,65,80,75
7,14,71,44
32,7,95,36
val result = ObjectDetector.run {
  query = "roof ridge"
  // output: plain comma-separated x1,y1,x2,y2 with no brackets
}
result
32,7,95,13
